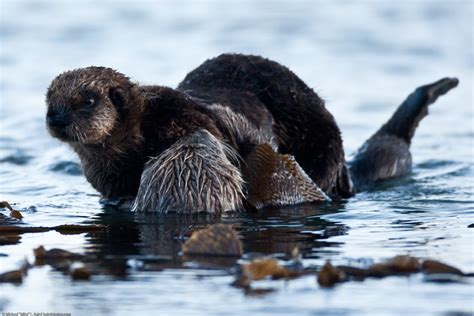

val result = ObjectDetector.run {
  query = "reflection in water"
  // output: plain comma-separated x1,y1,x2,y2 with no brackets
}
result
239,203,348,257
82,203,347,273
1,0,472,314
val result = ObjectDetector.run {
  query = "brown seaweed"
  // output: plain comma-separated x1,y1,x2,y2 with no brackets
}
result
233,257,301,289
0,201,14,211
53,224,107,235
422,260,465,276
0,269,23,283
317,261,346,287
182,223,243,256
317,255,471,287
243,258,299,280
9,210,23,220
0,234,21,246
366,255,420,277
0,201,24,220
70,266,92,280
0,224,107,235
34,245,84,260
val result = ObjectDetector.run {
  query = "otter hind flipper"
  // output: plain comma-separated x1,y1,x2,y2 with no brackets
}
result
349,77,459,189
132,129,244,214
379,77,459,142
243,144,330,209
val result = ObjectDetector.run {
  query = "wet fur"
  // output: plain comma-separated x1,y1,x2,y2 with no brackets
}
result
349,77,458,189
243,144,329,208
178,54,352,197
47,67,146,197
46,54,458,212
47,55,352,210
132,129,244,213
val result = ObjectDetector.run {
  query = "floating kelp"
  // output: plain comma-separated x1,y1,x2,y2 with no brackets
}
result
70,266,92,280
0,201,24,220
242,258,300,281
0,269,23,283
233,256,303,290
422,260,465,276
0,201,14,211
366,255,420,277
0,235,21,246
0,224,107,235
9,210,23,220
29,246,127,280
53,224,107,235
33,246,91,280
182,225,302,288
0,258,30,283
0,226,49,233
242,287,276,297
317,255,472,287
1,202,106,234
182,223,243,256
34,245,84,260
317,262,345,287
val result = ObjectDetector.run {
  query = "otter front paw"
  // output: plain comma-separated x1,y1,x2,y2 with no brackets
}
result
132,129,244,214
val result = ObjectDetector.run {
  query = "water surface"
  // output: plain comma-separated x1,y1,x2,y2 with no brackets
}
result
0,1,473,315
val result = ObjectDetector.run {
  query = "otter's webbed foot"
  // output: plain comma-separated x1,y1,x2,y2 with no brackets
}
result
132,129,244,214
243,144,330,209
350,77,459,190
380,77,459,142
422,77,459,105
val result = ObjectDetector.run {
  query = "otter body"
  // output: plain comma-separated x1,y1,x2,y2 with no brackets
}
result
178,55,350,197
46,54,458,213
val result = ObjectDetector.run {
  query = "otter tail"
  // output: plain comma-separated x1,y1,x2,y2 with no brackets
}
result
349,77,459,190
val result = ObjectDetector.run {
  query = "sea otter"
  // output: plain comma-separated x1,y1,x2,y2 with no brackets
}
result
45,54,458,213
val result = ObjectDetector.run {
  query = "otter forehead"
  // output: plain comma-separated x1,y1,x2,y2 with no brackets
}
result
47,66,132,101
45,66,134,145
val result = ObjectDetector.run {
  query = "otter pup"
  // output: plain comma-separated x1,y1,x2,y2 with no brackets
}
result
45,54,458,213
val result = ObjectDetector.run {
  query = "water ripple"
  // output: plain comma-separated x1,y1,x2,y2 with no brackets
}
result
0,150,34,165
48,161,82,175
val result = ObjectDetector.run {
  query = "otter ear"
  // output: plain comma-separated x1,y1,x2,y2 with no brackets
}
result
108,87,128,119
108,87,127,108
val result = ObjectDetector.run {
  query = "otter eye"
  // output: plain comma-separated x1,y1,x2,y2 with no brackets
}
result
85,98,95,106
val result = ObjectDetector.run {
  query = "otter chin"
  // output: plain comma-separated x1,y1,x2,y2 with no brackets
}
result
45,54,458,214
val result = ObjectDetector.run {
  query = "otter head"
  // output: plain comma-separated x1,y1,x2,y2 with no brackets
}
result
46,66,140,145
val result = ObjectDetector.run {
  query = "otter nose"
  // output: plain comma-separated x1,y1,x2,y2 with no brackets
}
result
46,110,71,129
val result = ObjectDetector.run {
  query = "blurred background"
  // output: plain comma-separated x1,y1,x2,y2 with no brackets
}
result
1,0,472,143
0,1,473,315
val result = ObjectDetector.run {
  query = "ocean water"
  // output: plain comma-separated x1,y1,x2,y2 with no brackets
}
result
0,0,473,315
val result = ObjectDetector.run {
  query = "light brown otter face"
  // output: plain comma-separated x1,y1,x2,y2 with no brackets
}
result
46,67,134,145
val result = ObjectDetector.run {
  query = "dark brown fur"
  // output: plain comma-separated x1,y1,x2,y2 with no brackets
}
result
45,54,458,212
46,68,224,199
46,55,354,211
178,54,352,197
349,77,458,189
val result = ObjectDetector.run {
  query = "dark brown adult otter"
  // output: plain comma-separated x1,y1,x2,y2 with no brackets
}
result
45,53,459,213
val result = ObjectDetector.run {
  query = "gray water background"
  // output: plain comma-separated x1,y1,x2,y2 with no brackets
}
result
0,0,473,315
